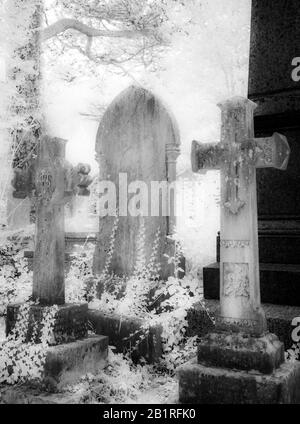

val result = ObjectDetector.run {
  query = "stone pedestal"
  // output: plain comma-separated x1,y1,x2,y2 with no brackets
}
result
197,332,284,374
178,356,300,404
178,330,300,404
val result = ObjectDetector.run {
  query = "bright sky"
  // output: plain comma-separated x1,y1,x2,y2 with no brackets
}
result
0,57,5,82
43,0,252,175
1,0,252,265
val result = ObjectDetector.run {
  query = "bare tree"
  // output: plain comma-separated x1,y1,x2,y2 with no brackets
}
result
4,0,173,171
0,0,179,226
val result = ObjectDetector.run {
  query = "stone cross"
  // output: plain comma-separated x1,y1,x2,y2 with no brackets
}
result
191,97,290,335
12,135,92,305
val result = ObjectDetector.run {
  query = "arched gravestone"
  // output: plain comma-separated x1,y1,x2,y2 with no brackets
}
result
93,85,180,279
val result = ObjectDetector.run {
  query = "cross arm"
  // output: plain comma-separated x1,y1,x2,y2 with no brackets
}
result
63,162,93,203
191,140,224,172
255,132,290,170
74,163,93,196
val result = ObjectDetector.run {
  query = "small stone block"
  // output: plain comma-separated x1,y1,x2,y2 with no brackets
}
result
197,331,285,374
43,335,108,391
6,303,88,344
177,358,300,404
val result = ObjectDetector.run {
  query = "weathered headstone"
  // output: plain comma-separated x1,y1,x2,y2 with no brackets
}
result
93,85,181,279
178,97,300,404
11,136,93,304
33,136,66,304
6,136,108,390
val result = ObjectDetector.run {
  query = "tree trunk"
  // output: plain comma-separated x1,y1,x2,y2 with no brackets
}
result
5,0,43,227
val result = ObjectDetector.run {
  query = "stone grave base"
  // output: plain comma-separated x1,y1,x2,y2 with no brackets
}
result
5,303,109,392
177,357,300,404
6,303,88,344
197,332,285,374
43,335,108,391
88,309,163,363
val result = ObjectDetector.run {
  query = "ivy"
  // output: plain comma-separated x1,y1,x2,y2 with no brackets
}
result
0,302,58,385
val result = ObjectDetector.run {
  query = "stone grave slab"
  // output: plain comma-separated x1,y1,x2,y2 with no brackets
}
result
93,85,181,280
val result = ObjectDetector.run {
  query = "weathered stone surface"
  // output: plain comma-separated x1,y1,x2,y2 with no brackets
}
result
256,130,300,225
177,358,300,404
65,232,97,254
248,0,300,261
0,336,108,395
6,303,88,344
186,300,300,351
88,309,163,363
93,85,180,280
203,262,300,306
186,302,216,338
18,136,93,306
197,332,284,374
43,335,108,391
33,136,67,305
24,250,71,273
0,385,81,404
248,0,300,115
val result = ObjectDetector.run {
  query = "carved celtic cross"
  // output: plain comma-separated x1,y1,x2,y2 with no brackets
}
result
191,97,290,335
12,135,92,305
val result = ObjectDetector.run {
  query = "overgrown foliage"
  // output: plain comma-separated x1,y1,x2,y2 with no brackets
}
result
0,227,33,315
62,347,177,404
69,218,205,372
0,302,58,385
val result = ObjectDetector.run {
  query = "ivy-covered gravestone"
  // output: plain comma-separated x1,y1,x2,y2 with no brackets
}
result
93,85,181,280
6,136,108,391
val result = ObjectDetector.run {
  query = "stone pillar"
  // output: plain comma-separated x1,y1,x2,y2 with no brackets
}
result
217,98,266,336
33,136,66,305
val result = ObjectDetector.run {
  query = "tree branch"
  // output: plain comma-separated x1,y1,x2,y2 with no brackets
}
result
41,18,150,42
